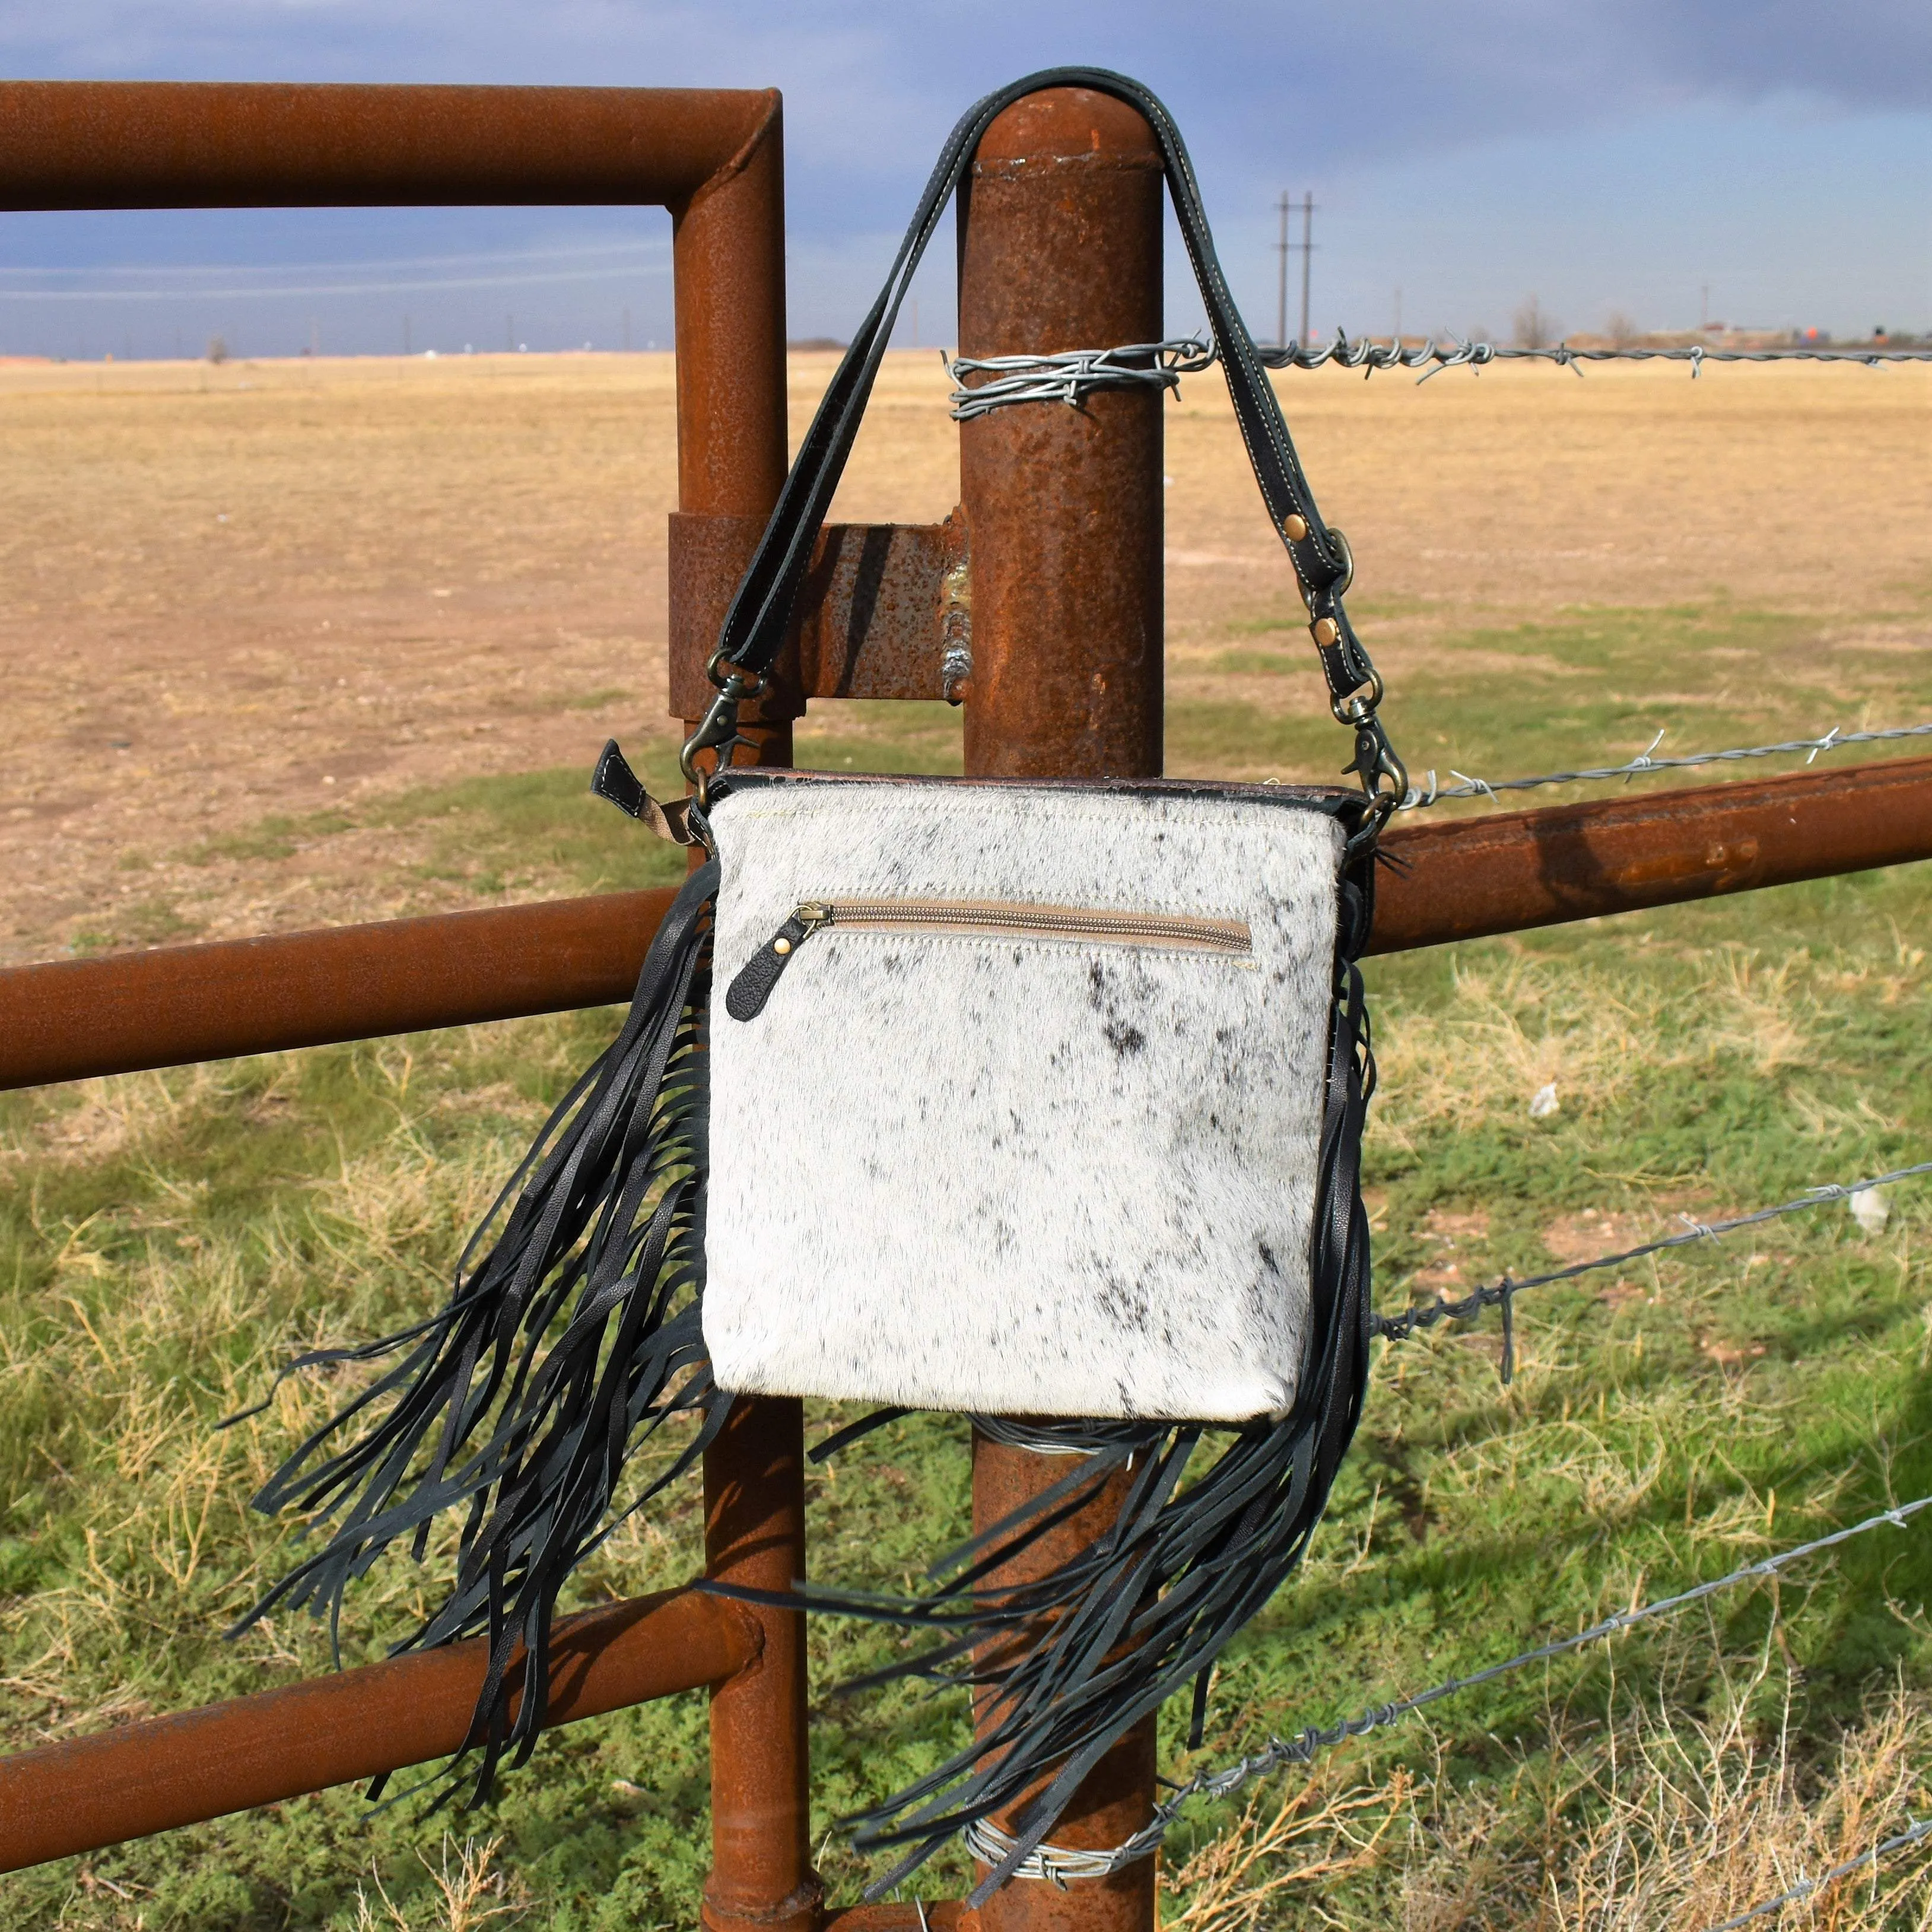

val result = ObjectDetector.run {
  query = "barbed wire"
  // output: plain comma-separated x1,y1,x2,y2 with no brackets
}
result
1254,330,1932,382
1397,721,1932,812
1370,1158,1932,1383
959,1494,1932,1884
946,331,1930,417
1701,1816,1932,1931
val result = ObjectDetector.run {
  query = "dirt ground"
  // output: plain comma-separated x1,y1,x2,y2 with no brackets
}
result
1,349,1925,965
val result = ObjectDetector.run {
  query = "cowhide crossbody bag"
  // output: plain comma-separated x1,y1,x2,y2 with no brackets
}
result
245,67,1409,1898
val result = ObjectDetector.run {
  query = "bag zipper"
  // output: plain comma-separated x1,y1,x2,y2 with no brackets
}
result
726,897,1252,1021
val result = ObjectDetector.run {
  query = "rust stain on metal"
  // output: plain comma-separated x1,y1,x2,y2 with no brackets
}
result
1367,754,1932,954
668,513,965,719
0,81,779,211
702,1396,822,1932
0,82,818,1932
662,103,822,1932
0,1587,755,1874
958,87,1165,787
825,1907,979,1932
0,888,678,1092
969,1435,1160,1932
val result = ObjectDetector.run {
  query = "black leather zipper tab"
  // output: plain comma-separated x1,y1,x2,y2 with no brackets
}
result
724,905,830,1021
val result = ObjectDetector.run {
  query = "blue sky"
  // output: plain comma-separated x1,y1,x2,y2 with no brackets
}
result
0,1,1925,358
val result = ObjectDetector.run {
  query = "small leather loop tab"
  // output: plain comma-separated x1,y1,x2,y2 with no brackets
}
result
592,740,701,845
592,739,648,819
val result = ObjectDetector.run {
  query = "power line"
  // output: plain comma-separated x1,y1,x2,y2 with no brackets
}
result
1270,193,1315,349
1298,193,1313,346
0,237,668,280
1274,193,1289,350
0,259,673,302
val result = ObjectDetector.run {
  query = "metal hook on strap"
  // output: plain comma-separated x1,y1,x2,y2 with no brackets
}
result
679,660,767,808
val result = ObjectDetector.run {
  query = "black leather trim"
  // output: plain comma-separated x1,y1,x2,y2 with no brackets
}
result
711,767,1369,828
724,917,809,1021
591,738,649,819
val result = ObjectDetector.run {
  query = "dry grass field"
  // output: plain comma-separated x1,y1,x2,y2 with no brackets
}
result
1,349,1925,962
1,351,1929,1930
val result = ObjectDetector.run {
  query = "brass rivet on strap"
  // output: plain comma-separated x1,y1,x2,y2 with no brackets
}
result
773,937,793,955
1312,617,1339,647
1283,513,1308,542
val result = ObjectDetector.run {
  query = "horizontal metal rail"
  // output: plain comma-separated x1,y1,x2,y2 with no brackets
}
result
1362,748,1932,954
0,81,778,210
0,887,678,1091
0,1585,755,1873
3,757,1928,1093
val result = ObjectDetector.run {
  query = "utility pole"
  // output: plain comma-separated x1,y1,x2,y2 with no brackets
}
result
1299,191,1314,348
1274,192,1316,348
1275,192,1291,348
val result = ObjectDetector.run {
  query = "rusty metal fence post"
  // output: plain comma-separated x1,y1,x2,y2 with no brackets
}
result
956,85,1167,1932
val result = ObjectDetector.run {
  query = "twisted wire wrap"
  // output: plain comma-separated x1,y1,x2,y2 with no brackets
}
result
948,338,1215,419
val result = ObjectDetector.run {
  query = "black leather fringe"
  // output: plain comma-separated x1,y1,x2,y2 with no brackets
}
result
234,859,724,1801
724,862,1380,1904
240,847,1378,1895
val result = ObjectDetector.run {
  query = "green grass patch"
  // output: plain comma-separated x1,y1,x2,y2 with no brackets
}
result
3,605,1929,1926
1175,597,1932,791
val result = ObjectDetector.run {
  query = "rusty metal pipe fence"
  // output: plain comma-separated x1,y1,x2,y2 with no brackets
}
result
1,80,1929,1932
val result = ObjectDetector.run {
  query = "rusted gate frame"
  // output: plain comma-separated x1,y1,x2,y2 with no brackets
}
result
2,75,1930,1932
0,80,818,1932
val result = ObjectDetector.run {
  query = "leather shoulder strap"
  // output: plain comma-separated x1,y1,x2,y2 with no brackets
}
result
700,68,1402,818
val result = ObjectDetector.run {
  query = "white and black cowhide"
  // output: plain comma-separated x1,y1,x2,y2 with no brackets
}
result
703,779,1344,1422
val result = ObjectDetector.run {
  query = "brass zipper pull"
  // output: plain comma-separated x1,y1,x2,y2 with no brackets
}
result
724,903,832,1021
